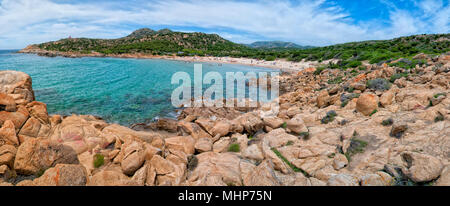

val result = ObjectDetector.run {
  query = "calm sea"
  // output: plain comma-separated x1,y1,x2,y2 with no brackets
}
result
0,50,276,125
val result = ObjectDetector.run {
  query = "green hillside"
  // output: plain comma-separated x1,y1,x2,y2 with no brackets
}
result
37,28,251,56
247,41,313,49
35,28,449,68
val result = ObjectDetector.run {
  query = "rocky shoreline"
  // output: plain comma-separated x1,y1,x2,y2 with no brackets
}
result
0,52,449,186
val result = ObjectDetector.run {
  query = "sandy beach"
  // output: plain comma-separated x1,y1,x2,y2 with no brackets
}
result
18,46,332,72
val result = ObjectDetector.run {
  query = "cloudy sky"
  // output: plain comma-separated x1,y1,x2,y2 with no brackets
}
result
0,0,449,49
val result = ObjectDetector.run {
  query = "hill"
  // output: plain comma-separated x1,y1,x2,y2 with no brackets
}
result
247,41,313,49
25,29,449,67
34,28,252,56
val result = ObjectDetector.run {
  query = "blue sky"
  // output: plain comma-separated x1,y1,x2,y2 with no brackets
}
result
0,0,449,49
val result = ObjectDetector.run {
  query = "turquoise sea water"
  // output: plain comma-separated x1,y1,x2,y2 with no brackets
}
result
0,50,276,125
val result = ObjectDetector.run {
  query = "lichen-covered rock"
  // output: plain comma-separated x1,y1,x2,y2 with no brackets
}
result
332,153,348,170
327,174,359,186
88,170,138,186
435,165,450,186
187,152,242,186
165,136,196,155
210,121,232,137
0,106,29,131
31,164,88,186
0,93,16,112
151,155,184,186
14,138,79,175
120,140,146,175
263,128,297,148
212,137,231,153
242,144,264,161
26,101,50,124
287,114,308,135
236,112,264,134
0,120,19,146
0,70,35,105
380,90,395,106
0,145,16,168
194,137,212,153
360,172,393,186
49,115,110,154
263,116,284,129
401,152,443,183
243,160,282,186
102,123,164,147
178,121,212,140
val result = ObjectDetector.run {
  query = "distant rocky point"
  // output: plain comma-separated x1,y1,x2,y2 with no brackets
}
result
247,41,314,49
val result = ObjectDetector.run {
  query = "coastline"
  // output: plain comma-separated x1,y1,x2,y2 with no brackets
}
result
17,47,331,72
1,51,449,186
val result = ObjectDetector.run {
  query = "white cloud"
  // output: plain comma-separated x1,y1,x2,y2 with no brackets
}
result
0,0,448,49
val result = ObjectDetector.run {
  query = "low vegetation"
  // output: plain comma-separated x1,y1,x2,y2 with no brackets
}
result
382,118,394,126
321,110,337,124
344,133,368,161
228,143,240,152
435,115,445,122
367,78,392,91
271,148,309,177
93,154,105,168
35,29,449,66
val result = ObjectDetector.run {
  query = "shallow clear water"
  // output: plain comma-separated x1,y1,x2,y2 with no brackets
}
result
0,50,276,125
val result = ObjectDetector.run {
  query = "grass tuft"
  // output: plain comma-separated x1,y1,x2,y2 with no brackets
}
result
344,137,368,161
228,143,240,152
271,147,309,177
93,154,105,168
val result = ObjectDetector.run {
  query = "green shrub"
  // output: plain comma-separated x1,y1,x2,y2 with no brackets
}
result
367,78,391,91
435,115,444,122
344,138,368,161
321,110,337,124
341,101,349,108
369,109,378,116
281,122,287,129
264,56,276,61
346,60,362,68
389,59,427,69
314,66,326,75
346,86,354,93
228,143,240,152
381,118,394,126
328,76,343,84
299,132,310,140
340,93,359,108
390,73,408,83
93,154,105,168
